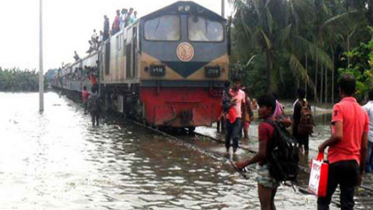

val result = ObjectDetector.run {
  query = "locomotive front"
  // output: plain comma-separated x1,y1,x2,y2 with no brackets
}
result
138,2,229,128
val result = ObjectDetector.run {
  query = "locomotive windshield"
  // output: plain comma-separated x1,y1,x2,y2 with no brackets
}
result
144,15,180,41
188,16,224,42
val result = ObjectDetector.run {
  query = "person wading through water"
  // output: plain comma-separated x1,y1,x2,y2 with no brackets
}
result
235,94,279,210
225,77,246,154
88,88,101,126
317,74,369,210
293,88,312,155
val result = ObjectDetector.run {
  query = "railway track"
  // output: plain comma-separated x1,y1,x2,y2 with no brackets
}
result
125,120,373,209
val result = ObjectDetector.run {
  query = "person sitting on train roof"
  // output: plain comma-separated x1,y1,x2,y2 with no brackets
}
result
73,51,80,61
91,29,98,46
103,15,110,41
112,10,121,35
86,40,94,54
98,31,103,45
120,8,128,30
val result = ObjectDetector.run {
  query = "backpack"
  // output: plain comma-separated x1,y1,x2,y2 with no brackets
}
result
88,94,100,113
297,100,314,135
266,121,299,182
222,89,232,114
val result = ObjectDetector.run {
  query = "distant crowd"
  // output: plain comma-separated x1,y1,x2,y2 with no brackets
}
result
73,8,138,61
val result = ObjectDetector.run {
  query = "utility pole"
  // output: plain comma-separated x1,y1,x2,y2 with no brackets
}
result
221,0,225,17
39,0,44,112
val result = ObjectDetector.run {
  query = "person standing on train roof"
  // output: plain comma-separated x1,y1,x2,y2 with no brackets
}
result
225,77,246,154
82,86,90,115
103,15,110,41
120,8,128,30
317,74,369,210
133,11,138,22
125,8,134,27
112,10,121,35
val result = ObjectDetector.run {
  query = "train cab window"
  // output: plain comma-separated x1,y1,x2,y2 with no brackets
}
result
188,16,224,42
144,15,180,41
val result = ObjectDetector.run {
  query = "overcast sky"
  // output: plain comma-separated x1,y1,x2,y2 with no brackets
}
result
0,0,234,71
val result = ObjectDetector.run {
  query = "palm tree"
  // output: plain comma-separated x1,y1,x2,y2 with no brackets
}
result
230,0,332,93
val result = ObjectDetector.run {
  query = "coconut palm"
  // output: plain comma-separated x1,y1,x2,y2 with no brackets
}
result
230,0,333,93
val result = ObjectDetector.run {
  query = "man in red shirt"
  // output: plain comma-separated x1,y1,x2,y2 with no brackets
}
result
82,86,90,114
318,74,369,210
112,10,120,35
235,94,279,210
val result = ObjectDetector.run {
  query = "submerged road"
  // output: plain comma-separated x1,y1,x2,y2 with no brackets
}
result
0,92,337,209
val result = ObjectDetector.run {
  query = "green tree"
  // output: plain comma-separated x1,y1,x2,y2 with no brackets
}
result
230,0,332,93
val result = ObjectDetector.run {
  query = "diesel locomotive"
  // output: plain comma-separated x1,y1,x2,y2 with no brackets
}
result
52,1,229,130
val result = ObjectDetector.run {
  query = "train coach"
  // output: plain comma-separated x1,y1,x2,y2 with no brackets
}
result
52,1,229,130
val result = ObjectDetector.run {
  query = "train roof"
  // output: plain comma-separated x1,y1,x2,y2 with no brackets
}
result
141,1,226,22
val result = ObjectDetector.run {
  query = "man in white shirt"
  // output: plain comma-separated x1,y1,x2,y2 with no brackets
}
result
120,8,128,30
363,89,373,172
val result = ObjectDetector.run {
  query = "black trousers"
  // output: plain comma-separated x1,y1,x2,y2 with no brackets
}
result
295,134,309,151
317,160,359,210
90,111,99,126
225,119,241,151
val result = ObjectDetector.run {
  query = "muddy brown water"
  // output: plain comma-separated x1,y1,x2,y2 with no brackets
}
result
0,92,339,209
194,108,373,210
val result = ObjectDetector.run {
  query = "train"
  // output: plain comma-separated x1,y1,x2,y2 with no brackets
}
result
51,1,229,130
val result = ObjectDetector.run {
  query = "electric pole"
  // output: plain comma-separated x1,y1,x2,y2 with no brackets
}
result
39,0,44,112
221,0,225,17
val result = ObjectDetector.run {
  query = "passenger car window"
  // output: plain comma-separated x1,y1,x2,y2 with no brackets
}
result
188,16,224,42
144,15,180,41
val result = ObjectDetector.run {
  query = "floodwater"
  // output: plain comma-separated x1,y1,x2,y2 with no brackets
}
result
196,104,373,209
0,92,335,210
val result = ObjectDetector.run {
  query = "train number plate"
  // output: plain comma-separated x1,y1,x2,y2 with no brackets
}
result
205,66,221,78
150,65,166,77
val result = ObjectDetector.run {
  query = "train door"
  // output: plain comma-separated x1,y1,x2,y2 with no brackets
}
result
104,41,110,81
132,26,138,79
126,28,133,79
115,34,122,81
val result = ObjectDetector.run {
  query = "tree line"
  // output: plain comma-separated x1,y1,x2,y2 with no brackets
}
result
229,0,373,103
0,67,40,92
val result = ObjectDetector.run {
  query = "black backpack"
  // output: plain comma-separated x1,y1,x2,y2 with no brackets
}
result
266,121,299,182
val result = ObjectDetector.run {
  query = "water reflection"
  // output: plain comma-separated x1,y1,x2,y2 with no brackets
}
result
0,92,331,209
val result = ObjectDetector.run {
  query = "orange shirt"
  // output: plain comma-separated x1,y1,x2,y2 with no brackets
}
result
328,97,369,165
90,74,97,85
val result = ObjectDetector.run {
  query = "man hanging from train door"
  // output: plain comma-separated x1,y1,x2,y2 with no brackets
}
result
225,77,246,154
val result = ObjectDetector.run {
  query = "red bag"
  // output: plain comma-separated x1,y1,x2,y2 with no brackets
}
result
308,152,329,197
228,108,237,123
